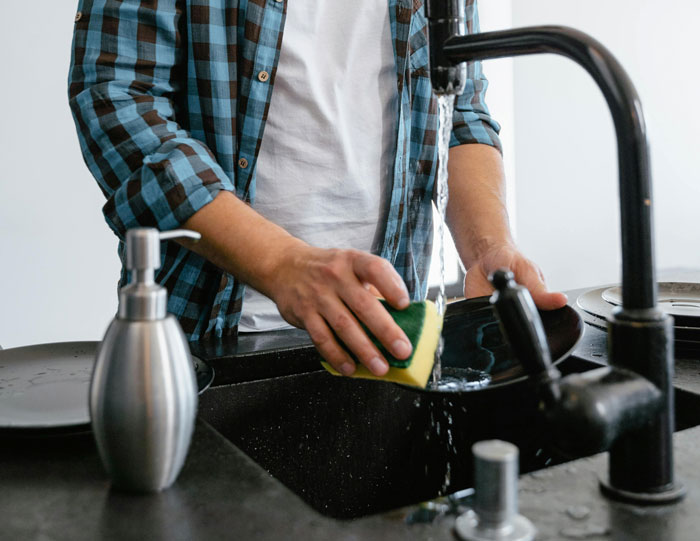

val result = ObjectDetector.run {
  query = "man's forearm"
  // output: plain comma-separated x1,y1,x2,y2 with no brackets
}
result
179,190,414,377
445,143,513,269
179,191,305,298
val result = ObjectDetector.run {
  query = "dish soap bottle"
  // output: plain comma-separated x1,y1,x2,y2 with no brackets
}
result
90,227,201,491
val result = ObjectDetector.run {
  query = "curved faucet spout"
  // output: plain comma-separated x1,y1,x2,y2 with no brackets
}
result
442,25,656,312
434,25,681,503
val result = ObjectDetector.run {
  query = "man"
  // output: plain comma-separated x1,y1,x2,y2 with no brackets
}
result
69,0,566,379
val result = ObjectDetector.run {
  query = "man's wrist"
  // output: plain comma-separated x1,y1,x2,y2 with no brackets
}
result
257,236,309,299
458,234,515,270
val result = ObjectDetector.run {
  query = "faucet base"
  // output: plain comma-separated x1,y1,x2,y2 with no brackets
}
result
455,511,536,541
599,478,686,505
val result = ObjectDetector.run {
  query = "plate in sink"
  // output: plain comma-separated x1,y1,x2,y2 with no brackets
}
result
415,297,584,393
0,341,214,436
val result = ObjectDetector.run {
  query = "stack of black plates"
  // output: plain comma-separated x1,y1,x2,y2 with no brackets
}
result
576,282,700,353
0,341,214,437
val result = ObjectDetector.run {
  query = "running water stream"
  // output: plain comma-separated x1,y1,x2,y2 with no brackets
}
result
430,94,456,388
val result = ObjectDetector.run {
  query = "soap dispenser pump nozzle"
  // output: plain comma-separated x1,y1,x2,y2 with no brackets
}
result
118,228,201,321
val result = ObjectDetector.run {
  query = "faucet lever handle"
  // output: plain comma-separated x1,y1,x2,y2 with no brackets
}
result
489,269,560,388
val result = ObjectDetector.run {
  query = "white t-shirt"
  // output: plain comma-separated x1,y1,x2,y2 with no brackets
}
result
238,0,399,332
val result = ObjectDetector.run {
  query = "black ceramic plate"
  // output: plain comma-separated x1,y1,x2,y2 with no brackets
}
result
603,283,700,322
578,286,700,340
413,296,584,394
579,308,700,357
0,341,214,436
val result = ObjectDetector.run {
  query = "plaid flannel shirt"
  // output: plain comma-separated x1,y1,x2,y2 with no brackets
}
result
68,0,501,341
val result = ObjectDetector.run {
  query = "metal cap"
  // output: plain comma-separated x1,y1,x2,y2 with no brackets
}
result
474,440,519,526
119,228,201,321
455,440,536,541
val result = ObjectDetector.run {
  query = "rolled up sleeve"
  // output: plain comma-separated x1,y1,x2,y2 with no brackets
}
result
449,0,502,153
68,0,235,240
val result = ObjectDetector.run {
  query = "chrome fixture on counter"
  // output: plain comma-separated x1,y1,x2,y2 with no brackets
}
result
91,228,201,492
426,3,681,503
455,440,536,541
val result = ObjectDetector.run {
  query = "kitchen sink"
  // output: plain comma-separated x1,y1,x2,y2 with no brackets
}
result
199,360,700,519
197,298,700,519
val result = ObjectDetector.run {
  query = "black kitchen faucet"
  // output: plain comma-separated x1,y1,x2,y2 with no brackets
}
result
425,1,683,504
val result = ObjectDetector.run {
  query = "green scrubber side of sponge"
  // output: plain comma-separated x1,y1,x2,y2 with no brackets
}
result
320,299,443,388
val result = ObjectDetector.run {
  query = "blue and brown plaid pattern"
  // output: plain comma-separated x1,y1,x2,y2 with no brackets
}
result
68,0,501,341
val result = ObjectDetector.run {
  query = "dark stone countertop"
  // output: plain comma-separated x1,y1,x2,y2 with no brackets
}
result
6,408,700,540
4,275,700,541
0,420,456,541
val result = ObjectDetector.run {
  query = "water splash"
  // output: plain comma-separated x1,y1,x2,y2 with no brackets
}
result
434,94,455,319
431,367,492,392
431,94,456,388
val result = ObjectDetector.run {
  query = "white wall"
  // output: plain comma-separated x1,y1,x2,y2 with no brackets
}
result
5,1,694,349
510,1,700,291
0,3,121,349
1,1,511,349
476,0,516,224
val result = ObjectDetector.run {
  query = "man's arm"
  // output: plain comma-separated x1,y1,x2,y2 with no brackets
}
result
180,192,415,377
69,0,232,239
442,4,566,308
69,0,411,376
446,143,568,309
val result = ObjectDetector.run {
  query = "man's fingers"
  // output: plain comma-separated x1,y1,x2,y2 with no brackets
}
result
529,286,568,310
363,282,383,297
464,260,568,311
340,284,413,361
318,297,390,376
353,254,410,310
305,314,358,376
514,261,567,311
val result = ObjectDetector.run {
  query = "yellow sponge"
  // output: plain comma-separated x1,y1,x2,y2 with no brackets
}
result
320,299,443,388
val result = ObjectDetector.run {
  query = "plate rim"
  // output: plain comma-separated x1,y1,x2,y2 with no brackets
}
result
0,340,212,435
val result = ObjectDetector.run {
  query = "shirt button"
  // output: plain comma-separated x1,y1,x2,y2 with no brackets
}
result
75,11,83,22
238,158,249,169
257,71,270,83
274,0,283,3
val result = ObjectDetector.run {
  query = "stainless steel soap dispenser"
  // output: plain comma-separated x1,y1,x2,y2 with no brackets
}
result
90,227,201,492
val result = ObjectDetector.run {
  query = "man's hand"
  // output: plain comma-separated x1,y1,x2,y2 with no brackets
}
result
269,246,413,377
181,191,412,378
463,242,568,310
445,144,567,311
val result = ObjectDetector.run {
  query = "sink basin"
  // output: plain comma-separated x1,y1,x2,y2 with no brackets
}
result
199,366,551,519
200,363,700,519
197,300,700,518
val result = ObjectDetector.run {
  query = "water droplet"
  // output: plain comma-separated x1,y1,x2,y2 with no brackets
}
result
565,506,591,521
440,462,452,493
